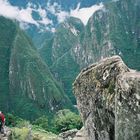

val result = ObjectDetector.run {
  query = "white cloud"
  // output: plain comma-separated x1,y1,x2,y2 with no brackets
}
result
0,0,18,19
36,6,52,25
70,3,104,25
0,0,38,25
47,2,104,25
47,2,69,23
38,17,52,25
0,0,104,31
19,7,38,25
51,27,56,33
0,0,52,28
47,2,59,14
56,11,69,23
112,0,120,2
38,8,46,18
19,22,30,30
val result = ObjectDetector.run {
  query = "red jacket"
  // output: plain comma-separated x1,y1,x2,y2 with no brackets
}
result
0,113,5,123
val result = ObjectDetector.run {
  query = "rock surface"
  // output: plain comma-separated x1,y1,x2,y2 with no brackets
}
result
59,129,78,140
116,72,140,140
73,127,88,140
0,127,12,140
73,56,140,140
59,127,88,140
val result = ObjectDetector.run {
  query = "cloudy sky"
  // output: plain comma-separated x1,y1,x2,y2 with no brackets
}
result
0,0,103,30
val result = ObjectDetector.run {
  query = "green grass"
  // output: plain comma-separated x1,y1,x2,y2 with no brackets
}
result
11,127,59,140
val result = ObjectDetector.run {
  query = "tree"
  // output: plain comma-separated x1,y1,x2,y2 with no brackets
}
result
53,109,82,133
33,115,48,131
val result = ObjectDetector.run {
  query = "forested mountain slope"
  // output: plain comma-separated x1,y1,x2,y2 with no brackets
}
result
39,0,140,103
0,16,73,120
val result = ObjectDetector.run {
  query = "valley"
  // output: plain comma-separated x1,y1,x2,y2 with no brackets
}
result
0,0,139,139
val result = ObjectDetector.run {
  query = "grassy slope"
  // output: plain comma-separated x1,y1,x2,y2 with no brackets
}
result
12,127,59,140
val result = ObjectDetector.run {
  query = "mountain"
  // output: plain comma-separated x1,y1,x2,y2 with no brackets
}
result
39,0,140,103
0,16,73,120
84,0,140,69
39,17,84,103
6,0,110,48
9,0,110,10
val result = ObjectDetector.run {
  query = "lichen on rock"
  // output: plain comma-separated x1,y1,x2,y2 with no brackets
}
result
73,56,140,140
116,72,140,140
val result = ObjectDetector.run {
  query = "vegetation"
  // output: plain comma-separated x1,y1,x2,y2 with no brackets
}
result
6,113,30,128
3,111,82,140
0,16,73,120
5,109,82,135
39,0,140,108
1,1,140,139
39,17,84,104
53,109,82,133
11,126,58,140
32,109,82,133
33,115,48,131
0,16,17,111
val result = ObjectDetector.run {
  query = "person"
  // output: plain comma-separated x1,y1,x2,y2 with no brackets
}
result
0,111,5,133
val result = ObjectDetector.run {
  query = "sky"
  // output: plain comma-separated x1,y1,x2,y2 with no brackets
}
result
0,0,104,30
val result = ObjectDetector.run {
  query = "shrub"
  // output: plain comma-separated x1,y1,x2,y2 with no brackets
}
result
12,127,31,140
6,113,30,128
33,115,48,131
53,109,82,133
6,113,17,127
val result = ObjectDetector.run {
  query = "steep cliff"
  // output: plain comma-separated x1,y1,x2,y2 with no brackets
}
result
0,16,73,120
73,56,140,140
39,0,140,104
39,17,84,103
84,0,140,69
72,0,140,69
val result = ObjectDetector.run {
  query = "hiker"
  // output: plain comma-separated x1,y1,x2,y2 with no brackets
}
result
0,111,5,133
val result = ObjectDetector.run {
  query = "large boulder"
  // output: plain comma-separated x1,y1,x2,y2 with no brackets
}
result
116,72,140,140
73,56,140,140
